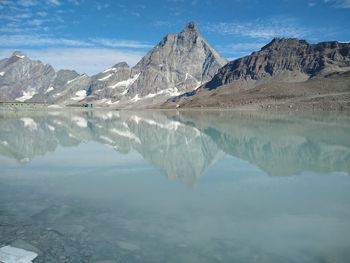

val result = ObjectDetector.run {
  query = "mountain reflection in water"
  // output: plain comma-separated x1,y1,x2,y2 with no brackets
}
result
1,110,350,263
0,110,349,182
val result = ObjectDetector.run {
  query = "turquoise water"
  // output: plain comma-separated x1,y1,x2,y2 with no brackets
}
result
0,110,349,263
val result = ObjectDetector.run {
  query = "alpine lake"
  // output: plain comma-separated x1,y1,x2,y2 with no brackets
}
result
0,109,349,263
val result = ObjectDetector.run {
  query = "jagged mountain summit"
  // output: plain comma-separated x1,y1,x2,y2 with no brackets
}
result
205,38,350,89
0,22,227,107
0,51,90,104
166,38,350,109
88,21,227,107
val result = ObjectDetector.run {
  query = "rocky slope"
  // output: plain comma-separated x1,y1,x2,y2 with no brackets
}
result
165,38,350,108
87,21,227,107
0,51,90,104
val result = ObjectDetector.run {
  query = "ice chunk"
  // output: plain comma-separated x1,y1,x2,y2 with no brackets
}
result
0,245,38,263
0,72,5,76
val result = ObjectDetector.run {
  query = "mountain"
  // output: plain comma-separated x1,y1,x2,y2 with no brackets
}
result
87,21,227,107
0,22,226,107
0,51,90,104
165,38,350,109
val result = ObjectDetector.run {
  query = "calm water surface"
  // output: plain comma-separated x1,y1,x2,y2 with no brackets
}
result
0,110,349,263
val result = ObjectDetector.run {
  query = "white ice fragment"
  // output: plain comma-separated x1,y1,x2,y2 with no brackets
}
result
0,245,38,263
15,54,25,58
0,72,5,76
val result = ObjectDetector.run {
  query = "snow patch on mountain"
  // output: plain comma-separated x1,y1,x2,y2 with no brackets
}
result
16,89,36,102
108,73,140,89
98,73,114,81
45,86,54,93
71,90,87,101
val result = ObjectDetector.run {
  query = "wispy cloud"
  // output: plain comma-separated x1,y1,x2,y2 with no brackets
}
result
216,43,266,55
204,17,308,39
47,0,60,6
308,2,317,7
0,34,153,49
91,38,153,49
17,0,37,7
96,2,109,10
324,0,350,8
0,48,144,75
0,34,92,47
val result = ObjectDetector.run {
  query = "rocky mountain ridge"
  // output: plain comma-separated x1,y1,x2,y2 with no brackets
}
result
1,27,350,109
165,38,350,108
0,22,227,108
205,38,350,90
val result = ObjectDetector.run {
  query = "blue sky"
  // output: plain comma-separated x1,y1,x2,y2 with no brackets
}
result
0,0,349,74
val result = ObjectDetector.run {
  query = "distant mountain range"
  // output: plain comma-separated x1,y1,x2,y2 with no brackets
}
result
0,22,349,109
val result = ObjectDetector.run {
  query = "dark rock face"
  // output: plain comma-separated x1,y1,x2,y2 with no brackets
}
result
205,38,350,90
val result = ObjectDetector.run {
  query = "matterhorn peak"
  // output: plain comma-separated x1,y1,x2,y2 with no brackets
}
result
181,21,200,35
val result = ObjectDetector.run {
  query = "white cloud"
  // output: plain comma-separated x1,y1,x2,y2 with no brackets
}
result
204,17,307,39
96,2,109,10
0,34,93,47
325,0,350,8
0,34,153,49
47,0,60,6
17,0,37,7
91,38,153,49
217,43,266,55
308,2,317,7
0,48,145,75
